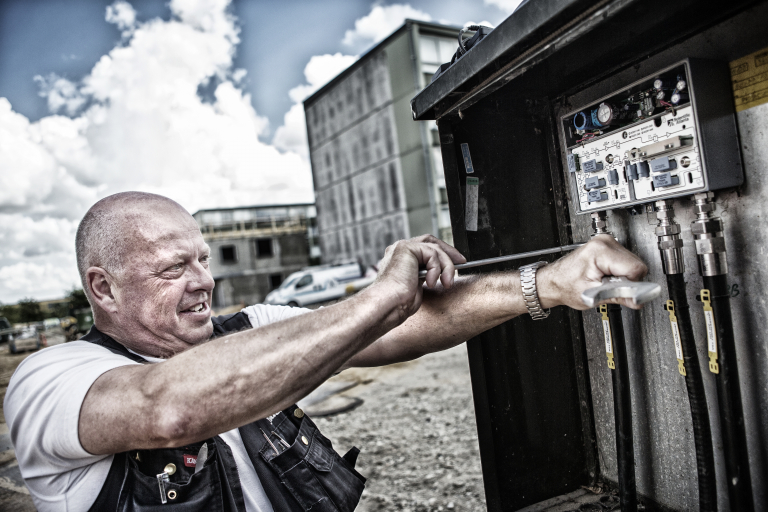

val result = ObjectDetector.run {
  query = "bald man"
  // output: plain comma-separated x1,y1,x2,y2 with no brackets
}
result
5,192,647,511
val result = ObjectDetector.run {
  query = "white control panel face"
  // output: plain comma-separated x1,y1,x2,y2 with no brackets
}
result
569,105,705,214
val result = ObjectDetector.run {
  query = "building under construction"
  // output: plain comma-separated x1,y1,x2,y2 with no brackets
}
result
193,204,318,310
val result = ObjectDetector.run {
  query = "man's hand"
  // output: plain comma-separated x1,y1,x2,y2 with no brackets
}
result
538,235,649,310
374,235,467,318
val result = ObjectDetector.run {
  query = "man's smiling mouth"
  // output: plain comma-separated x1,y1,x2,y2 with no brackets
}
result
182,302,207,313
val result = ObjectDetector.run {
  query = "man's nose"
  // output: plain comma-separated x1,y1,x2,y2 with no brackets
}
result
189,259,215,293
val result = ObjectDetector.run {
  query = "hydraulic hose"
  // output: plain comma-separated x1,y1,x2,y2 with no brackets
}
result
607,303,637,512
591,212,637,512
704,275,753,510
666,273,717,511
655,200,717,512
692,192,754,510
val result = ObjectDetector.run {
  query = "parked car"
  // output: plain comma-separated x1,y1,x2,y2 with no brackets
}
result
0,317,13,343
264,262,373,307
9,327,41,354
40,318,68,347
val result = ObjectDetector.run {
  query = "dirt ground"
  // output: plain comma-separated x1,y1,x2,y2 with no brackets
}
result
0,341,486,511
314,345,487,512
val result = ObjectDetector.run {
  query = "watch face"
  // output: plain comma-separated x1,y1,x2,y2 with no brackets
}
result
596,103,612,125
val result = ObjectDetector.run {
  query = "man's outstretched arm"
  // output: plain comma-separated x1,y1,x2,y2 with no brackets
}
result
344,235,647,368
79,238,461,455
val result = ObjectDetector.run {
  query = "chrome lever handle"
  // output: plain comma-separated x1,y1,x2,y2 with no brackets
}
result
581,276,661,308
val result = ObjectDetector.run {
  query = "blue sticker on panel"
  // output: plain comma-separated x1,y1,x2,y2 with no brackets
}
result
461,143,475,174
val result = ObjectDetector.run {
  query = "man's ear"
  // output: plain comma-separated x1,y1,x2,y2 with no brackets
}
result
86,267,118,314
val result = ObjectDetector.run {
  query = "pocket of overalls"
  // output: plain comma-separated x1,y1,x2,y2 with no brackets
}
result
260,417,365,512
120,442,225,511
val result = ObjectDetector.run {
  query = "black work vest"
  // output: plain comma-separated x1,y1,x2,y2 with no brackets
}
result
84,313,366,511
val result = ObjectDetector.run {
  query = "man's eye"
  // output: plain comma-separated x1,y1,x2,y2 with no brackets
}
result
201,255,211,264
167,264,183,272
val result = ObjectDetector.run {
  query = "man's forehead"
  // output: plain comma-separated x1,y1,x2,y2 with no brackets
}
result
120,208,205,255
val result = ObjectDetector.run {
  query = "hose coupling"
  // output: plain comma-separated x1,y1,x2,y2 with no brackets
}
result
691,192,727,276
590,211,613,237
655,200,685,275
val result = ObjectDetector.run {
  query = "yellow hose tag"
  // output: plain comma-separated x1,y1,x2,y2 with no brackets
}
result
665,300,686,376
701,289,719,374
600,305,615,369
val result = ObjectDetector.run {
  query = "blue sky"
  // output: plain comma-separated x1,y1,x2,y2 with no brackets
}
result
0,0,520,303
0,0,513,134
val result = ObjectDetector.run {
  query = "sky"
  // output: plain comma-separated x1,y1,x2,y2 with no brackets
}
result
0,0,523,304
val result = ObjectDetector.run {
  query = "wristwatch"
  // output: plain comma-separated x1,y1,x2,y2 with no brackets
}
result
519,261,550,320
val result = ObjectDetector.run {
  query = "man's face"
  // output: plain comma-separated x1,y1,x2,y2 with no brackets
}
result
111,207,215,356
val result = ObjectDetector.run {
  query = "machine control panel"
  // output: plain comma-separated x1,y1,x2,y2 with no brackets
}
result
560,60,742,214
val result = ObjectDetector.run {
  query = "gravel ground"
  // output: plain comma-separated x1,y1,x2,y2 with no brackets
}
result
315,345,487,512
0,341,485,511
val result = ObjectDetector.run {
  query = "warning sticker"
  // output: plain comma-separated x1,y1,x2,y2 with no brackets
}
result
465,177,479,232
731,46,768,112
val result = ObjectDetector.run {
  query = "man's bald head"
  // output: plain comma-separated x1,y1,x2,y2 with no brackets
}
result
75,192,193,302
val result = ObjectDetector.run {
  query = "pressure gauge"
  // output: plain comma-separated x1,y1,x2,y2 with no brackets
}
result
676,79,686,91
596,102,614,126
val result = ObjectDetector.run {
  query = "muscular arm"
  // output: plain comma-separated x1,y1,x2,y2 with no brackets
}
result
346,235,648,368
81,285,408,455
79,237,456,455
344,271,525,367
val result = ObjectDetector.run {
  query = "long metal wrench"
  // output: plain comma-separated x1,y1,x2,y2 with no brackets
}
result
417,243,585,278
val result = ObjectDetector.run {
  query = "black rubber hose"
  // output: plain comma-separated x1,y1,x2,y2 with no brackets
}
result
667,274,718,511
607,304,637,512
703,275,754,511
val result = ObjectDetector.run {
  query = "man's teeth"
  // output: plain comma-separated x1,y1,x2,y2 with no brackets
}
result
188,303,204,313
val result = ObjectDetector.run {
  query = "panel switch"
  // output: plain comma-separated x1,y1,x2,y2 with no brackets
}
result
582,159,604,173
625,161,638,181
653,172,680,188
637,161,650,178
650,157,678,173
567,153,580,173
607,169,619,185
585,176,606,190
588,190,609,203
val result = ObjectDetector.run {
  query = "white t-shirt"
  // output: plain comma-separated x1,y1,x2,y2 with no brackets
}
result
3,304,310,512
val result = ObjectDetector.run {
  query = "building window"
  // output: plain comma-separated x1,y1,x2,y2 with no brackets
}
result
256,238,273,258
220,245,237,263
269,274,282,290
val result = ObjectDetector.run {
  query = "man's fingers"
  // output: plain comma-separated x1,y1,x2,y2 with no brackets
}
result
591,235,648,281
411,234,466,264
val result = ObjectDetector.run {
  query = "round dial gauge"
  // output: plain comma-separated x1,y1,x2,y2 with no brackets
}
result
596,103,613,126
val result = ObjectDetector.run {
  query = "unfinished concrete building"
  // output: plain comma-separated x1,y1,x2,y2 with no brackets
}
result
304,20,460,267
193,204,319,310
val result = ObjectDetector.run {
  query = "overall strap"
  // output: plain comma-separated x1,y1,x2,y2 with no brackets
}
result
80,326,148,363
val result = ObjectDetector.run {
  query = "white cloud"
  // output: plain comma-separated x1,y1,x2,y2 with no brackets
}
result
0,0,314,303
484,0,526,14
342,4,432,50
273,53,357,159
105,0,137,32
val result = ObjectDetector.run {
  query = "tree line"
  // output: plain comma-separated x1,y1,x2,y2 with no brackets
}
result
0,288,90,324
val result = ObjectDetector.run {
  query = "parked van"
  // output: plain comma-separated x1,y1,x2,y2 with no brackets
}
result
264,262,369,307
